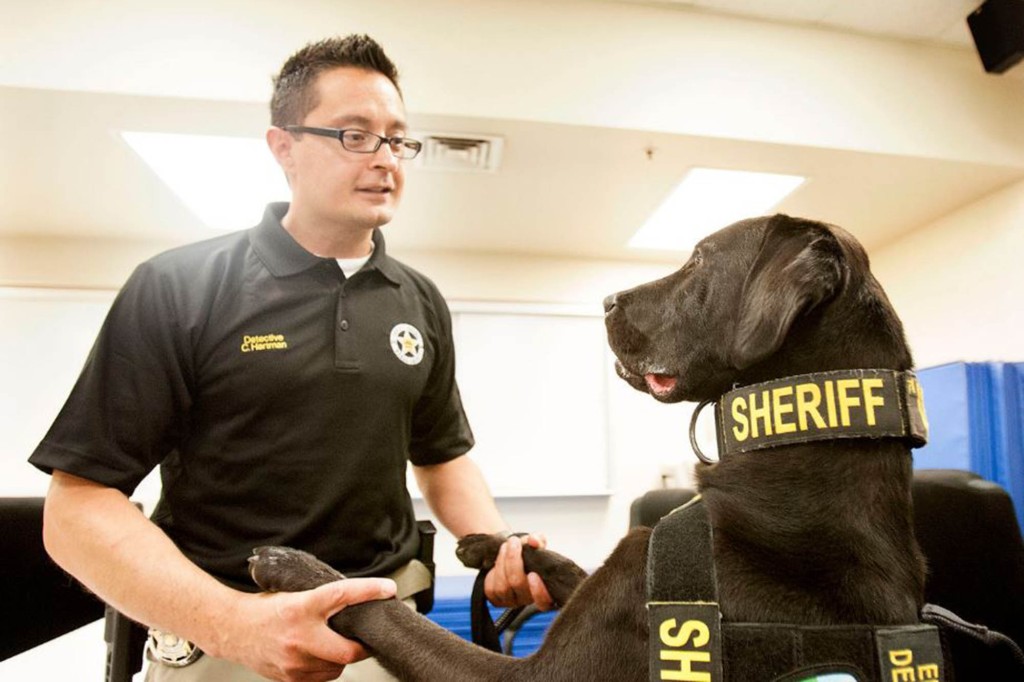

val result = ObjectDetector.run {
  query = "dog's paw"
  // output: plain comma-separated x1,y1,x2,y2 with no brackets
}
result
456,534,589,608
248,546,346,593
455,533,510,570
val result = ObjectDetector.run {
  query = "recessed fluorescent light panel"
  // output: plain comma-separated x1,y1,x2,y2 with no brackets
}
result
121,132,289,231
629,167,806,252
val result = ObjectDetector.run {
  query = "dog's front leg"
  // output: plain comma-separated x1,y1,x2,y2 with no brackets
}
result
328,598,522,681
249,547,525,682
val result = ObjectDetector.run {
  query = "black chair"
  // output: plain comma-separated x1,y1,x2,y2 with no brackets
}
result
629,486,699,530
911,469,1024,650
0,497,105,662
0,496,148,678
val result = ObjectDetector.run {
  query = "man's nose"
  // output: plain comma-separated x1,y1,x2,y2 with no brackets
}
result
371,144,401,169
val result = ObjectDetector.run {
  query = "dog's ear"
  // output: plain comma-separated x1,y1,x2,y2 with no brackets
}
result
731,216,845,370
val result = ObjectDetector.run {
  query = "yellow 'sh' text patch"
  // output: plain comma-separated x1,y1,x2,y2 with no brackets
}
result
648,602,722,681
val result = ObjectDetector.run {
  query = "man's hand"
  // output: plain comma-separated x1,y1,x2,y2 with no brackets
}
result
483,534,554,611
214,578,396,682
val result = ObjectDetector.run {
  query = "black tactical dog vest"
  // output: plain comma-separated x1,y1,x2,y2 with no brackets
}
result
646,497,946,682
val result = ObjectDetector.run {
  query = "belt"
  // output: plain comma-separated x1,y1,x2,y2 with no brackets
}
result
389,558,433,602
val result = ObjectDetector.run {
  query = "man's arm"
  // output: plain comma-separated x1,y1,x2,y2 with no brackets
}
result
42,471,395,682
412,456,553,610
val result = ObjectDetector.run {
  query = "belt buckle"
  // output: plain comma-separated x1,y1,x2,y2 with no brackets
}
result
146,627,204,667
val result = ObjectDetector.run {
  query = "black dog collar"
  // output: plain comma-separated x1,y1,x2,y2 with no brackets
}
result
689,369,929,463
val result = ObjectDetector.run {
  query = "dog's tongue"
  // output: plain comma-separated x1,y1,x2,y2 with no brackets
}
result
645,373,677,395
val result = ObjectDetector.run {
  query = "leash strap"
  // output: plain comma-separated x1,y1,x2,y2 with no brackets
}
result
713,369,928,457
469,570,528,654
468,531,532,654
470,569,503,653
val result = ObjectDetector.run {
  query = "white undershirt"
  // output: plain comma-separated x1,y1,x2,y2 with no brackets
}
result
333,242,375,278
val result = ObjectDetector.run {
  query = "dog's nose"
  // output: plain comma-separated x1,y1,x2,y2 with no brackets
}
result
603,294,618,314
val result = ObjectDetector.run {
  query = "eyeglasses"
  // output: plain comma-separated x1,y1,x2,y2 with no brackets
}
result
283,126,423,160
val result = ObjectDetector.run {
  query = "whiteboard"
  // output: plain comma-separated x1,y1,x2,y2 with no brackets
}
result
449,303,611,497
3,289,611,500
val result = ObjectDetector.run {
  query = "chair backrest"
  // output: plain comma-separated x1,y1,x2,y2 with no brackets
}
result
0,497,105,661
912,468,1024,650
629,487,698,530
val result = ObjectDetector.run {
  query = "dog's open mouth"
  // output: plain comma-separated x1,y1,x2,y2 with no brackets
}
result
644,373,678,397
615,359,681,401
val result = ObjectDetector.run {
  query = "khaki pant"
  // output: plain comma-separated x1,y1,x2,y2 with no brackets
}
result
145,561,431,682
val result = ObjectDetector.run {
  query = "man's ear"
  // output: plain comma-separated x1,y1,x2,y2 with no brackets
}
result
265,126,295,178
730,216,845,370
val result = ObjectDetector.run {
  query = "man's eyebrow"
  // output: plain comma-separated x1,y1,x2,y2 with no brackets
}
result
327,114,408,131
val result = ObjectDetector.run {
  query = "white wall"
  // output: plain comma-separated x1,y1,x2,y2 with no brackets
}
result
872,179,1024,370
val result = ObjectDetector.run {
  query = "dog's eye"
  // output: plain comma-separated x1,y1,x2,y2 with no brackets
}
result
691,250,704,267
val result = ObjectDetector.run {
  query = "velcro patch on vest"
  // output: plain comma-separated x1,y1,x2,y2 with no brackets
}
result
648,602,723,682
875,625,945,681
716,369,928,456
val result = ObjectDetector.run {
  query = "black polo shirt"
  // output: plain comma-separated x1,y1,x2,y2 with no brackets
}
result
31,203,474,590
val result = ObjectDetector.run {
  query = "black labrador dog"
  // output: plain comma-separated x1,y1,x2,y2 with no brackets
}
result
250,214,925,680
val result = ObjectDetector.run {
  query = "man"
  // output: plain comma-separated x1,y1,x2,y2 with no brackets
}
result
31,35,550,682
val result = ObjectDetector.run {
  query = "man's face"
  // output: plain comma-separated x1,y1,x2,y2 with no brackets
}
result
283,66,408,231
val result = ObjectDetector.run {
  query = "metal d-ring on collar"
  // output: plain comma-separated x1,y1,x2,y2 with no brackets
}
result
688,399,719,465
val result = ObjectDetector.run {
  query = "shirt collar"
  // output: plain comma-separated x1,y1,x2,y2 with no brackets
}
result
250,202,402,285
365,227,403,286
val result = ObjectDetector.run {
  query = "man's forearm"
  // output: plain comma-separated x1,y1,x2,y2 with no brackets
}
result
42,471,240,656
413,456,507,538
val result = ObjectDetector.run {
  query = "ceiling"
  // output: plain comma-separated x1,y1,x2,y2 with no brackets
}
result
3,0,1021,264
609,0,981,47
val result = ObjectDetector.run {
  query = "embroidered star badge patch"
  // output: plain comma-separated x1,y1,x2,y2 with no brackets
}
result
390,323,425,365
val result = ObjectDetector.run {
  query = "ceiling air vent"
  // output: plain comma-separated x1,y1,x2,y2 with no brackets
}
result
414,133,504,173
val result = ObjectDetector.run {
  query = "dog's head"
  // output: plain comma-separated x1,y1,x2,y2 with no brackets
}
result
604,214,912,403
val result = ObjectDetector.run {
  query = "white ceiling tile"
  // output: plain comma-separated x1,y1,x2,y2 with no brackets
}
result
690,0,833,25
637,0,982,46
819,0,978,42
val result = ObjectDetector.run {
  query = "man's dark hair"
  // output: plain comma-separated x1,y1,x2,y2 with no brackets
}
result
270,34,401,127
